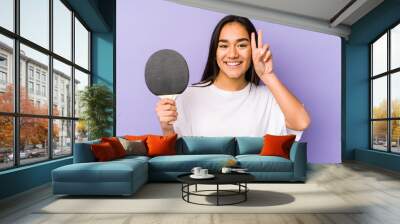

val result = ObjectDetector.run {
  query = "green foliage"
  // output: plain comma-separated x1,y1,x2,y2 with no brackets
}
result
79,84,113,140
372,99,400,140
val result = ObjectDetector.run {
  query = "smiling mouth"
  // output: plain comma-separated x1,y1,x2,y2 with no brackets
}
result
224,61,242,67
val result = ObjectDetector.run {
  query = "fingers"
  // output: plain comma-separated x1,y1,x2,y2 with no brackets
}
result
260,44,269,56
257,30,263,49
254,44,270,62
156,98,178,125
263,50,272,62
251,32,256,50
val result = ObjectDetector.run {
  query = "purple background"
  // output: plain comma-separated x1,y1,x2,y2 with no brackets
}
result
116,0,341,163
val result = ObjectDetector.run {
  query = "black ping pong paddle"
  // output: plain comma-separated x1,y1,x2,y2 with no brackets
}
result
145,49,189,100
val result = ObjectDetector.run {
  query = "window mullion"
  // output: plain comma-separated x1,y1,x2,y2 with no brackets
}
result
49,0,53,160
71,10,76,155
387,30,391,152
13,0,20,167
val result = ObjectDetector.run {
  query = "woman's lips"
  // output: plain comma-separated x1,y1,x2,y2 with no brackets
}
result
224,61,242,68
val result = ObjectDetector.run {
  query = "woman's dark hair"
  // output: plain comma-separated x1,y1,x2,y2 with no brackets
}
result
193,15,260,87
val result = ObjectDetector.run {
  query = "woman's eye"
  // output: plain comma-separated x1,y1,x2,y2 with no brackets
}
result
219,45,228,48
238,44,248,48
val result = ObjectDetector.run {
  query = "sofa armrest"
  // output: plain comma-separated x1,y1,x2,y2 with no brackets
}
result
73,141,99,163
289,142,307,181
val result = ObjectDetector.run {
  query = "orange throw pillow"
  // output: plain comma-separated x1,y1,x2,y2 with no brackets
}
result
124,135,148,142
91,142,117,161
146,134,177,157
101,137,127,158
259,134,296,159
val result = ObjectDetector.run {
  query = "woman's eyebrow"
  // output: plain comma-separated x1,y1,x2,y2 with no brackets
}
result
218,38,250,43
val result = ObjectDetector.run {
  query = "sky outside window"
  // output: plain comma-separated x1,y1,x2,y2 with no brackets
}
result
0,0,14,31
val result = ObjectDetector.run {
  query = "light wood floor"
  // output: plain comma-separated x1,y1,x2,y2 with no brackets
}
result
1,162,400,224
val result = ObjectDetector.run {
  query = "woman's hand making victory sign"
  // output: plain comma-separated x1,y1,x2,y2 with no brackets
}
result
251,30,274,79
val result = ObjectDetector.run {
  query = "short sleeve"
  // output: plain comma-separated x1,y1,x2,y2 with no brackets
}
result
173,94,191,137
263,87,303,141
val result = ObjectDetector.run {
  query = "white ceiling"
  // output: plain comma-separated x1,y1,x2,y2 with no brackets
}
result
167,0,384,39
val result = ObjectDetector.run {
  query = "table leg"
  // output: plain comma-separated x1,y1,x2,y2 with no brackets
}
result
217,184,219,206
245,183,247,201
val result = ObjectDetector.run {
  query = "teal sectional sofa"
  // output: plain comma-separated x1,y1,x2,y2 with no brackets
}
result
52,137,307,196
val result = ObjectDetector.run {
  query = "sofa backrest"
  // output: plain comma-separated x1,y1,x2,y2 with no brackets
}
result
176,136,236,155
73,139,100,163
235,137,263,155
235,137,300,156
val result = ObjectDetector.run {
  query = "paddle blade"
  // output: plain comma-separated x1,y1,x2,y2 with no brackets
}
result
145,49,189,96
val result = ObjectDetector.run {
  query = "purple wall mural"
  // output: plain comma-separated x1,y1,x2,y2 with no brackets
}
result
116,0,341,163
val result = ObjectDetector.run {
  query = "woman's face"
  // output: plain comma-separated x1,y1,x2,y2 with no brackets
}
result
216,22,252,80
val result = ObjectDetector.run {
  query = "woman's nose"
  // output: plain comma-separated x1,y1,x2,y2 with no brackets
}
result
227,46,238,58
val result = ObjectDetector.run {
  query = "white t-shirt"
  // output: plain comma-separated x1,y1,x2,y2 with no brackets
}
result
173,82,302,140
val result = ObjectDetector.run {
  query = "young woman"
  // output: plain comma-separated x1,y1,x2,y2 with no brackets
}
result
155,15,310,139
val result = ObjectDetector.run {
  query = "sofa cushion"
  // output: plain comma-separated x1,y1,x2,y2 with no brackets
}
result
148,154,235,172
235,137,263,155
101,137,127,158
236,155,293,172
147,134,177,157
91,142,118,161
118,138,147,156
52,158,147,183
176,137,236,155
260,134,296,159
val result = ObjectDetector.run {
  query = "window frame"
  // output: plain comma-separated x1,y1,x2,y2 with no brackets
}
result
0,0,92,171
370,21,400,154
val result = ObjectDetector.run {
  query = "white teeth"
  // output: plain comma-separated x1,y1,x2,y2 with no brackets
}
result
226,62,241,66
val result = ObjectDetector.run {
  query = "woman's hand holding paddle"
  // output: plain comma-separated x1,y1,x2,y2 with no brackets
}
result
155,98,178,134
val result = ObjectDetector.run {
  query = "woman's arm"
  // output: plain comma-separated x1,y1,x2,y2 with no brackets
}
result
251,31,311,131
262,73,310,131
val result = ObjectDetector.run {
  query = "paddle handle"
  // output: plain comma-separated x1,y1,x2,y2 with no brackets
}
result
159,95,177,100
159,95,177,125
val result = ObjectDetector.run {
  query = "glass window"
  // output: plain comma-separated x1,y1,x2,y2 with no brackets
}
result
75,120,88,143
53,59,71,117
0,71,7,84
19,117,49,165
371,25,400,154
35,70,40,80
53,119,72,158
391,120,400,153
372,77,387,119
0,54,7,67
392,72,400,118
42,85,46,96
0,0,14,31
28,81,33,93
391,24,400,70
372,121,388,151
372,33,387,76
0,34,13,113
0,116,13,170
0,0,92,169
20,44,49,115
53,0,72,60
36,83,40,95
74,69,89,118
20,0,49,49
28,67,34,79
74,18,89,70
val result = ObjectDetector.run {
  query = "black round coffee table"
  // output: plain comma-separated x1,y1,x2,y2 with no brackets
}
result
177,173,255,206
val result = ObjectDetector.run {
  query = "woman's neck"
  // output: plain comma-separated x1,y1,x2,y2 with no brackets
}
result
213,72,248,91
